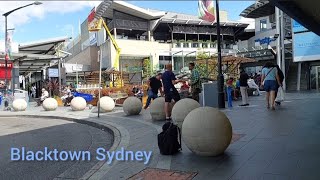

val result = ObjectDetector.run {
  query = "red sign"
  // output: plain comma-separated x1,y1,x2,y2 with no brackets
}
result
0,69,12,79
0,63,13,68
88,7,96,23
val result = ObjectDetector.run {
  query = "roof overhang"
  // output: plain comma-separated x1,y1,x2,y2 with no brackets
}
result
236,48,276,61
240,1,275,18
0,52,60,74
268,0,320,36
96,0,165,20
19,36,71,55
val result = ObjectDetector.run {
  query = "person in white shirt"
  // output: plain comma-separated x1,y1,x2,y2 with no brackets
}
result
31,85,36,98
247,78,260,96
61,86,73,106
37,88,49,106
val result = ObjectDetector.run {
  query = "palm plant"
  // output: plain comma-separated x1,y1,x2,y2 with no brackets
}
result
44,79,60,97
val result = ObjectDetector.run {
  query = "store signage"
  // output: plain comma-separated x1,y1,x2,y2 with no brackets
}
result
293,20,320,62
255,37,276,45
0,63,13,68
48,68,59,78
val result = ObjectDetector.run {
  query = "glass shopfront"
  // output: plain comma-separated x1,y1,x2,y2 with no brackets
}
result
310,66,320,90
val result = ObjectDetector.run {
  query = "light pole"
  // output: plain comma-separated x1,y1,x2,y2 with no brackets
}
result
215,0,225,108
3,1,42,96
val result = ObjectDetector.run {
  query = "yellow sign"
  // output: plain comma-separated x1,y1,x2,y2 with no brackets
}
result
88,19,103,32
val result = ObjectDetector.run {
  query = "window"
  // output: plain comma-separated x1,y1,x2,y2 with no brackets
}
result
192,43,199,48
174,43,181,48
202,43,208,48
260,19,267,31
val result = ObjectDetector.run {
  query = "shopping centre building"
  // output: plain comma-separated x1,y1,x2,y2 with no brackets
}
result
62,0,253,85
2,0,320,93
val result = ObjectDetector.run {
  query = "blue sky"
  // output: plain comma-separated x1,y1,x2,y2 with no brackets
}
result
0,1,253,44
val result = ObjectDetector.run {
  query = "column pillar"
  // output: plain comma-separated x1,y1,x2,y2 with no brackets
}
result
12,61,19,90
297,62,301,91
113,28,117,39
280,10,286,91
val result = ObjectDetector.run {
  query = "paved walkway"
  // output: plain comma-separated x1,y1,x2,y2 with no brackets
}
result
1,92,320,180
0,117,113,180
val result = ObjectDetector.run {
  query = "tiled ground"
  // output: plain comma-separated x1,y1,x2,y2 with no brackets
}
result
1,92,320,180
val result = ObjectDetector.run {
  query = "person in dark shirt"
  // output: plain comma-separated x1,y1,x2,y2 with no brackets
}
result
274,65,285,105
239,68,249,106
162,64,183,121
144,73,163,109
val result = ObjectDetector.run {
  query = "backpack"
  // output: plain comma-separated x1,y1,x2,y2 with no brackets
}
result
157,122,182,155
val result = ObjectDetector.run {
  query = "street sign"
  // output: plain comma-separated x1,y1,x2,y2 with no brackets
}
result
48,68,59,77
72,64,83,71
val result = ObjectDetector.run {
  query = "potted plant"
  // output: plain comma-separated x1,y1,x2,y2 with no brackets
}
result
45,79,63,106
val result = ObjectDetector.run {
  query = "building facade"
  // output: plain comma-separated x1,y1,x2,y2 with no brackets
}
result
239,0,320,91
63,0,250,85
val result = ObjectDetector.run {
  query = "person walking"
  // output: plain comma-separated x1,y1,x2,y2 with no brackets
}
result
162,64,182,121
260,62,282,110
188,62,202,102
239,68,249,106
144,73,163,109
31,85,36,98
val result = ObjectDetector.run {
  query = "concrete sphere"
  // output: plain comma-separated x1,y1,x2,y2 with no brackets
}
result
71,97,87,111
123,97,142,115
12,99,28,111
99,96,115,112
182,107,232,156
149,97,166,121
42,98,58,111
172,98,200,129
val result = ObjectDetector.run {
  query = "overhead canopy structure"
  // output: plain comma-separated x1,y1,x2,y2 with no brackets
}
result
0,37,70,75
241,0,320,36
0,52,60,74
19,36,70,55
268,0,320,36
95,0,165,20
236,47,276,61
240,0,275,18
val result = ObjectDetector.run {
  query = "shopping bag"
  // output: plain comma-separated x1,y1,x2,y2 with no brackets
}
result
275,87,284,102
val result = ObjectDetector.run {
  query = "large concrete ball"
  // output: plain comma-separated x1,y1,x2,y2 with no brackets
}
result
100,96,115,112
182,107,232,156
71,97,87,111
42,98,58,111
12,99,28,111
172,98,200,129
123,97,142,115
149,97,165,121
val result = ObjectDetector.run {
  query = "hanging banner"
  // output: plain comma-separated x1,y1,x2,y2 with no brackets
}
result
87,7,101,32
198,0,215,22
5,30,13,61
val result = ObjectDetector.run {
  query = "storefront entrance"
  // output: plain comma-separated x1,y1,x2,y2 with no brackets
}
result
310,66,320,90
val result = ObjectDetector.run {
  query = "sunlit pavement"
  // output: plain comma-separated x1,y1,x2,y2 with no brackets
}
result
1,92,320,180
0,117,113,180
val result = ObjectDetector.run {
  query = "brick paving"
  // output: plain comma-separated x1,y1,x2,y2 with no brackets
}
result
1,92,320,180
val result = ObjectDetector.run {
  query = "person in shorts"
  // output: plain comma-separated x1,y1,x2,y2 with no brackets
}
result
162,64,183,121
144,73,163,109
261,62,282,110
